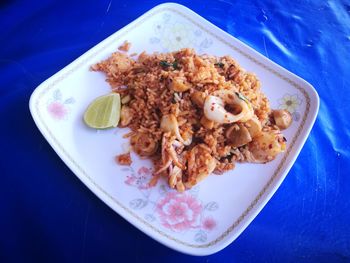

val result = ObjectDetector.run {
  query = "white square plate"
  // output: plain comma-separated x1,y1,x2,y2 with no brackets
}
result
29,3,319,256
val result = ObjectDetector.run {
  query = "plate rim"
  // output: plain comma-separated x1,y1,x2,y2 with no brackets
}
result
29,2,320,256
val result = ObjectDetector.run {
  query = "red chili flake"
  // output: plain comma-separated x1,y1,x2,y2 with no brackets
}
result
268,144,273,149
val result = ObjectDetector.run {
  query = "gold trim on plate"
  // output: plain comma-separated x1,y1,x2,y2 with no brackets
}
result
34,7,310,249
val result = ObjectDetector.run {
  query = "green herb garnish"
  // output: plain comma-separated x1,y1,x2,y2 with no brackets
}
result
160,60,172,68
214,62,225,68
159,60,181,70
172,61,180,70
235,92,249,103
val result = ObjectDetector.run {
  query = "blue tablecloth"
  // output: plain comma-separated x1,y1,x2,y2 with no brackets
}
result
1,0,349,262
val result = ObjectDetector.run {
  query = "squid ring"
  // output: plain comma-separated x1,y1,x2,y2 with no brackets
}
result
203,90,253,124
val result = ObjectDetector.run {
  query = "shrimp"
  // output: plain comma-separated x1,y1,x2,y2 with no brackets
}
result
248,131,286,163
203,90,253,124
130,132,158,156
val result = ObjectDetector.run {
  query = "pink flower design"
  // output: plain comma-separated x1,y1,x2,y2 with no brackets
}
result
124,166,152,190
202,217,216,231
156,192,202,232
124,176,136,186
138,167,151,176
47,101,68,120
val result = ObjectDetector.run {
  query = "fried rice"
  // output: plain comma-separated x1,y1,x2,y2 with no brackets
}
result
92,47,291,192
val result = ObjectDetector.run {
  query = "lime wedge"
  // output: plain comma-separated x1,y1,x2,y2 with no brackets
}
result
83,93,121,129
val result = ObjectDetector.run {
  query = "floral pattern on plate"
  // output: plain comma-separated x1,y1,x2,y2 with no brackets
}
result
47,90,75,120
278,93,302,121
150,13,213,52
122,165,218,243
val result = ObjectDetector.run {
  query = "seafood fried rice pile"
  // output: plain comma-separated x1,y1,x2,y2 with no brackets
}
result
92,47,292,192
